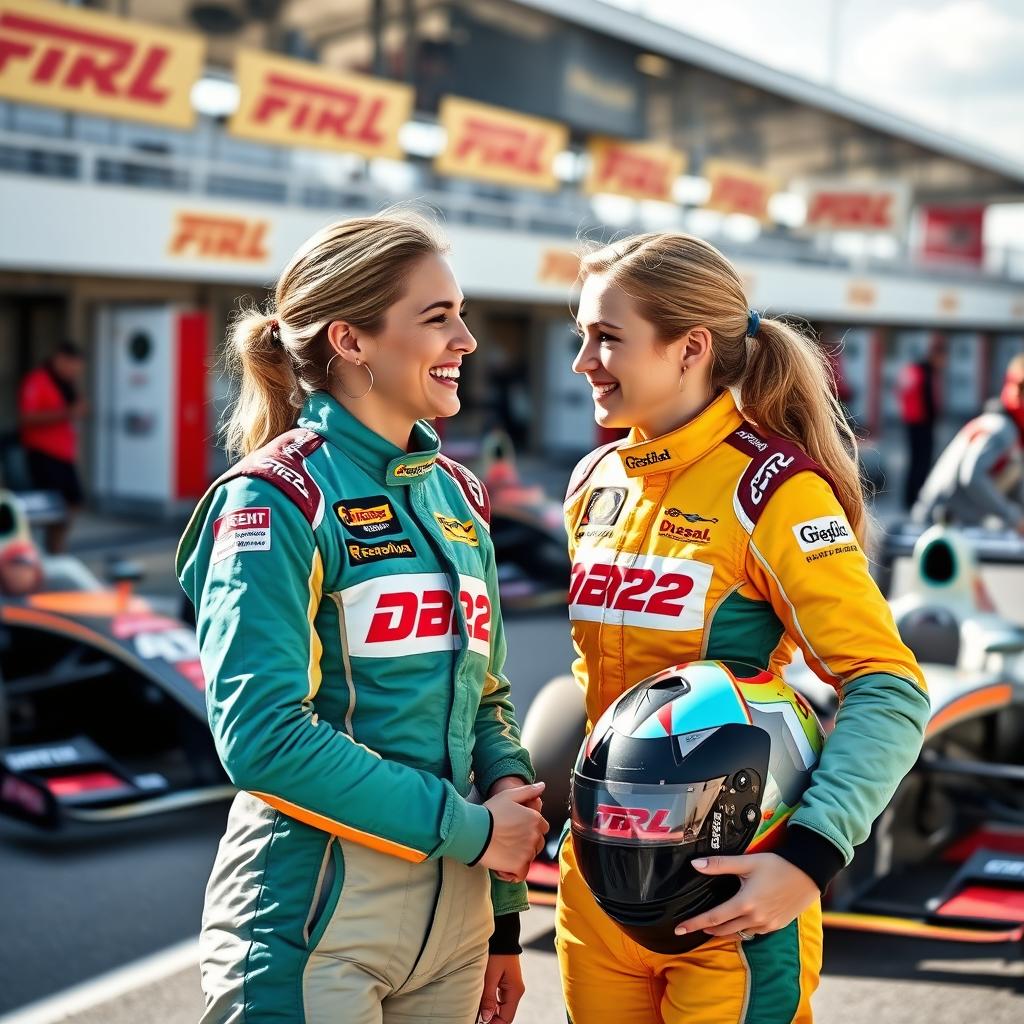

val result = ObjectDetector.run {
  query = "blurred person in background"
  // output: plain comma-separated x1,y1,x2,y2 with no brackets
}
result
177,212,545,1024
17,341,87,553
558,232,928,1023
912,353,1024,532
898,337,946,510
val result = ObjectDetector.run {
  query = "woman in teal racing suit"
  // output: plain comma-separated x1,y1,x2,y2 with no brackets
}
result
177,212,547,1024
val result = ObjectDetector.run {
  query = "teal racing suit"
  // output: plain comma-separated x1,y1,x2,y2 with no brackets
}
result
177,392,533,1022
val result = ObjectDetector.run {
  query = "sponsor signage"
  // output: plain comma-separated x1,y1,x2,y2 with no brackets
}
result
212,506,271,563
569,550,713,632
584,137,686,203
334,497,401,540
793,515,852,552
918,205,986,267
0,0,203,127
801,180,910,234
750,453,795,507
168,211,270,263
435,96,567,191
347,539,415,565
538,248,582,286
390,458,435,481
703,160,780,222
229,49,413,158
847,281,877,309
622,448,671,472
659,508,718,546
593,804,672,837
792,514,858,563
434,514,479,547
340,572,491,659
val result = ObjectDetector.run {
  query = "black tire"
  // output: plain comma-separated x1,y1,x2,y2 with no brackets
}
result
521,674,586,831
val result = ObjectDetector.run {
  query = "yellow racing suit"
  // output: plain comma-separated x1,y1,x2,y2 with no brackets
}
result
555,390,929,1024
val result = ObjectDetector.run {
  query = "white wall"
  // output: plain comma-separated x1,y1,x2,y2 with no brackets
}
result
2,176,1023,328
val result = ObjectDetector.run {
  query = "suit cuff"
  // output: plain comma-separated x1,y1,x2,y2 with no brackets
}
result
467,810,494,867
488,912,522,955
477,755,535,797
438,799,493,864
773,824,847,893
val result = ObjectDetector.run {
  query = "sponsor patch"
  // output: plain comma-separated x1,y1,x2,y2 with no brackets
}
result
793,515,855,554
213,506,271,563
623,447,671,471
334,496,401,540
582,487,627,528
804,544,859,563
658,508,718,546
256,457,310,499
435,514,479,547
346,539,416,565
751,453,795,506
340,572,491,658
391,459,435,481
735,429,768,453
569,550,713,631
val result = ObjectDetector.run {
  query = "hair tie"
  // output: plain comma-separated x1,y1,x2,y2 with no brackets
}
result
746,309,761,339
267,317,282,346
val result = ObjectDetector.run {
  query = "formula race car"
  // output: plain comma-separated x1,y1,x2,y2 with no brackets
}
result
452,430,569,611
523,522,1024,947
0,490,230,831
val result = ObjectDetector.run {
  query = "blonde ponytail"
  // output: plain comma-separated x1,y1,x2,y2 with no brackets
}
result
222,308,302,459
581,231,868,544
740,318,866,541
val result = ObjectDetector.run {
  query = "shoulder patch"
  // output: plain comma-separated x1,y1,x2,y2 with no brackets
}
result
219,429,326,528
212,506,272,563
565,439,627,507
436,454,491,530
725,424,833,533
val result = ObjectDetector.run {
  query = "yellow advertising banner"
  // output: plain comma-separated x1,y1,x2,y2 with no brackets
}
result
168,211,271,264
538,248,582,286
229,50,413,158
584,137,686,203
435,96,567,192
703,160,780,222
803,180,909,234
0,0,203,127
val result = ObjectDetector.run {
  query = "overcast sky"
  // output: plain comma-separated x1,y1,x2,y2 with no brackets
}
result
603,0,1024,244
605,0,1024,167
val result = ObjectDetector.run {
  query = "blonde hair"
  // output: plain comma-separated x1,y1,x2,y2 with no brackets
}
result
223,210,449,459
581,231,867,542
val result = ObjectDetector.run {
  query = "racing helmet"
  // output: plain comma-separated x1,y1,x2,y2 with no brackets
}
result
569,660,824,954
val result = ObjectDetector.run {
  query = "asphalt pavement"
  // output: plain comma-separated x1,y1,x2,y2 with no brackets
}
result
2,492,1023,1022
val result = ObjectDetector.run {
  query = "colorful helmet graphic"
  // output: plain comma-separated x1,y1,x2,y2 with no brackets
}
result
569,660,824,954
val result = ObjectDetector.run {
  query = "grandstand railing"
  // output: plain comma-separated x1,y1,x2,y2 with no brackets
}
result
1,122,1021,285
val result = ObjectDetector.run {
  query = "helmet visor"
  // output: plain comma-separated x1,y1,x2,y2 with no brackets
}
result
571,774,727,848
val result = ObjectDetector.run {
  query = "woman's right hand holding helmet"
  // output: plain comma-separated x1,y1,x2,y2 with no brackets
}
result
480,781,548,881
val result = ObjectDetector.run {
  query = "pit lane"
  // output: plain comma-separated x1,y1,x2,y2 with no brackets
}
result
1,541,1022,1022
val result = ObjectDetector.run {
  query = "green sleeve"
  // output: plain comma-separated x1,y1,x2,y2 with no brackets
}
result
782,671,930,882
179,478,491,865
472,548,535,796
475,538,535,916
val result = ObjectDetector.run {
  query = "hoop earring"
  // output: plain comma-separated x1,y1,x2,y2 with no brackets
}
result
678,363,688,391
328,354,374,400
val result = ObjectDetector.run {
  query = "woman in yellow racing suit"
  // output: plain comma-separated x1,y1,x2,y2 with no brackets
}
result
556,232,929,1023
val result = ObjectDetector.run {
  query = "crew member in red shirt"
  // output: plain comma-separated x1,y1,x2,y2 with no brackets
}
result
18,341,87,553
897,337,946,510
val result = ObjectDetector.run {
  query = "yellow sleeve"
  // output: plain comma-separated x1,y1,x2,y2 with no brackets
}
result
744,472,926,694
